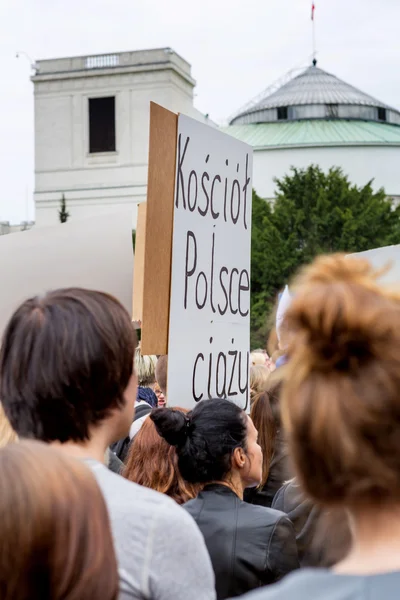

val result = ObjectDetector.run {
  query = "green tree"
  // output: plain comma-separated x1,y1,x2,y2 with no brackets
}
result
251,165,400,348
132,230,136,250
59,194,70,223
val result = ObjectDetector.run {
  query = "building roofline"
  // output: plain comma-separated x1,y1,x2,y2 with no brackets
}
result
35,47,191,69
31,48,195,88
36,46,191,67
251,141,400,151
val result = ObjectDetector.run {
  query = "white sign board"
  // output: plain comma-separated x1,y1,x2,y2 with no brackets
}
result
0,212,134,340
167,115,253,410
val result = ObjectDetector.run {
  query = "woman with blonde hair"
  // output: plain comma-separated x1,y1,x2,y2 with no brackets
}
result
249,365,270,405
134,346,158,389
0,440,118,600
243,253,400,600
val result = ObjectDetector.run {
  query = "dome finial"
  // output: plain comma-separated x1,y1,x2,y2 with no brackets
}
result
312,58,317,67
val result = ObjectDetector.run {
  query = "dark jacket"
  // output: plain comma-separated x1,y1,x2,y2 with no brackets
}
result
110,402,152,463
272,480,322,567
272,480,350,567
183,484,299,599
107,450,124,475
245,436,292,508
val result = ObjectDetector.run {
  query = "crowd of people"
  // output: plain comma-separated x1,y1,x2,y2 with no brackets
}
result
1,252,400,599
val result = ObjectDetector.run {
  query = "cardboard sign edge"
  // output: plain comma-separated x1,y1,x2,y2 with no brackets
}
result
141,102,177,355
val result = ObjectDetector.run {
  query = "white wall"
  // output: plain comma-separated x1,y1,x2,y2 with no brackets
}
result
252,145,400,200
34,58,209,229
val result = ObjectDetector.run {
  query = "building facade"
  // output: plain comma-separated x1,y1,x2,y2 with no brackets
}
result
32,48,210,228
224,63,400,202
33,52,400,227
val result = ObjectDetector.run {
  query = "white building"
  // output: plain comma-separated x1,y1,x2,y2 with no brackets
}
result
33,51,400,227
32,48,210,228
224,62,400,202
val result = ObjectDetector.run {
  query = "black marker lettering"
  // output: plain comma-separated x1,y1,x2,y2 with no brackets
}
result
195,272,208,309
229,268,239,315
199,172,210,216
211,175,221,219
192,353,204,402
175,134,190,209
210,232,216,314
223,176,228,222
216,352,227,398
218,267,229,315
238,269,250,317
188,170,198,212
228,350,238,397
239,351,249,410
242,153,251,230
207,339,213,399
184,231,197,309
230,179,241,225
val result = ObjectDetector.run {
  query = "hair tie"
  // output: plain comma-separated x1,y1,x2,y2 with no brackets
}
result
184,416,192,437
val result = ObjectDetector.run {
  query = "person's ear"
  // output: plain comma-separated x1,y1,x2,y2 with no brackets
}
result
232,447,246,470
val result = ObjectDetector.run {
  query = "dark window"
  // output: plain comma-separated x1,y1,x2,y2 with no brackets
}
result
277,106,288,120
378,107,387,122
326,104,339,118
89,97,116,153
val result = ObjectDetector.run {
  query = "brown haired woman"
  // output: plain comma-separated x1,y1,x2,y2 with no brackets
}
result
0,441,118,600
245,376,292,508
123,409,200,504
241,253,400,600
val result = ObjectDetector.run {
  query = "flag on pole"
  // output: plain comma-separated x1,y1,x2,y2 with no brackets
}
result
311,2,315,20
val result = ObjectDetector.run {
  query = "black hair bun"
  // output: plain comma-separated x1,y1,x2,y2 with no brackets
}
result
151,408,189,448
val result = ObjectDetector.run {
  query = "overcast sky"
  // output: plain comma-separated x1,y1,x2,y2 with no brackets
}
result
1,0,400,223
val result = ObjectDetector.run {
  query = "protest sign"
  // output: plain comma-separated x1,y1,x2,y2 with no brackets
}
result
0,211,133,339
167,115,253,409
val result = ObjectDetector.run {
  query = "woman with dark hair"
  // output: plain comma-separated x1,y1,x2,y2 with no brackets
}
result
152,399,299,599
0,440,118,600
123,410,200,504
245,377,292,508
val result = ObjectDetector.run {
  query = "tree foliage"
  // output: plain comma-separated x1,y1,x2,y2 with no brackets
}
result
251,165,400,348
59,194,70,224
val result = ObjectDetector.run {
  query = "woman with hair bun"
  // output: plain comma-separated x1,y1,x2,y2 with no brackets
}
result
123,409,200,504
238,253,400,600
151,399,299,599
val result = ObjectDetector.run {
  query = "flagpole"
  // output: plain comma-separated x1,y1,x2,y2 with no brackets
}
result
312,2,317,63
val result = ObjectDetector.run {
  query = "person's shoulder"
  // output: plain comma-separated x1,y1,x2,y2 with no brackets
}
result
183,494,201,511
237,569,361,600
86,459,179,511
240,498,289,528
272,480,293,507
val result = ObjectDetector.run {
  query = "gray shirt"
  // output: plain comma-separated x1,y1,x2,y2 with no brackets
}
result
239,568,400,600
86,459,216,600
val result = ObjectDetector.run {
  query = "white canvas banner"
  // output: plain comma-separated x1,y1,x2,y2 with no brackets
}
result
351,244,400,285
0,211,134,339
